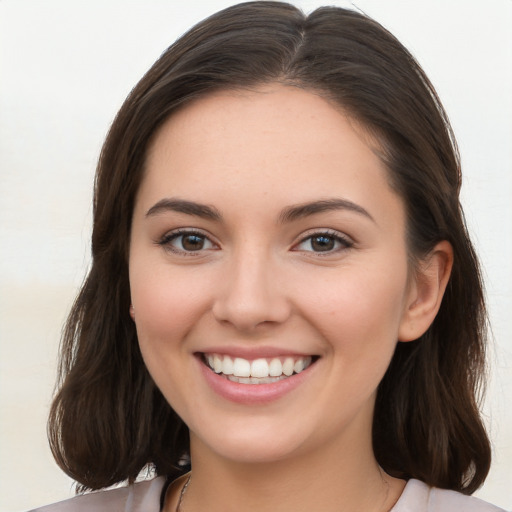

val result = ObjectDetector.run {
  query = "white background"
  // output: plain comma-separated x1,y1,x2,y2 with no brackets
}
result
0,1,510,510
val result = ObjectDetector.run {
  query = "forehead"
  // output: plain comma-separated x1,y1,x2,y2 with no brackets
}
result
147,85,378,165
139,85,403,226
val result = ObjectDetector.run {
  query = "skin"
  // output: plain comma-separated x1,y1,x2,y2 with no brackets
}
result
129,85,453,512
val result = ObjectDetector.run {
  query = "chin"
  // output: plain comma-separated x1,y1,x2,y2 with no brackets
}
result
190,419,313,465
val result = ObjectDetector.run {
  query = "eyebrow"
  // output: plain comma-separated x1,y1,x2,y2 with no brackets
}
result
146,198,222,221
145,197,374,224
278,198,375,224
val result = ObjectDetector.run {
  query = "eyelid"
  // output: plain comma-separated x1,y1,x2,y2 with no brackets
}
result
155,227,353,256
156,227,219,255
292,228,354,253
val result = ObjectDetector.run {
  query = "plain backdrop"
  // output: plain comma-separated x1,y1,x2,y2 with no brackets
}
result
0,1,511,510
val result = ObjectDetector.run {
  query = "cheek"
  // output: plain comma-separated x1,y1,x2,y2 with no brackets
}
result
129,264,215,393
295,262,409,360
130,267,216,415
131,263,211,336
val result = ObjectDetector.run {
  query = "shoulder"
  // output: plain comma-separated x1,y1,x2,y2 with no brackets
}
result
28,477,166,512
392,479,506,512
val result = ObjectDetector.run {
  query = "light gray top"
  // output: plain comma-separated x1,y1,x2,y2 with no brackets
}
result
29,476,506,511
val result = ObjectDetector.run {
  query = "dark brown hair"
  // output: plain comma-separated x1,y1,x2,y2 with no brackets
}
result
48,1,491,494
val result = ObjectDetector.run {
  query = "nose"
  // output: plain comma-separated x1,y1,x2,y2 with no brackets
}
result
212,249,291,332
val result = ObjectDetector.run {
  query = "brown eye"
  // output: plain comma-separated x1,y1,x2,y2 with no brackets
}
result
159,230,216,254
294,231,352,254
310,235,335,252
181,234,206,251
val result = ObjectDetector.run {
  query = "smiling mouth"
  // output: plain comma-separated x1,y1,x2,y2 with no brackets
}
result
201,353,316,384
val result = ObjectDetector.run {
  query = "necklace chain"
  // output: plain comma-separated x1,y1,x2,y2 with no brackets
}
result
175,473,191,512
174,471,391,512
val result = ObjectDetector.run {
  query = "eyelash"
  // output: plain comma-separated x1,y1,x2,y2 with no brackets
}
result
293,229,354,255
157,229,217,256
157,228,353,256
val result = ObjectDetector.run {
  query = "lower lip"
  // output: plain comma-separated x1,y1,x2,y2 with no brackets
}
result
197,356,315,405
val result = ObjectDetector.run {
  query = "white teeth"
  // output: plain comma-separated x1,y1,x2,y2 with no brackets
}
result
233,357,251,377
251,358,269,378
205,353,314,382
222,356,234,375
293,359,305,373
269,358,282,377
213,355,222,373
282,357,294,376
228,375,287,384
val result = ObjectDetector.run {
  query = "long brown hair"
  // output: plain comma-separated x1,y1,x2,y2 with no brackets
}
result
48,1,490,494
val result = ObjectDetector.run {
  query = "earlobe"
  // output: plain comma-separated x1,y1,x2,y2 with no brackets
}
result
398,240,453,342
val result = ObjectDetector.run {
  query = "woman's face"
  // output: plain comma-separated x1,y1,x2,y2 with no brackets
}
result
129,85,417,465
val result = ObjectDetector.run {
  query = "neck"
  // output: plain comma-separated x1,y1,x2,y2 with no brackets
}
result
169,432,404,512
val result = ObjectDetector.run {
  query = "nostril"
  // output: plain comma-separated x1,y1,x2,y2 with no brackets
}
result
212,299,292,332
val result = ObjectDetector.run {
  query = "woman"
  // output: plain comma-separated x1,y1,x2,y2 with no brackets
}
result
31,2,505,511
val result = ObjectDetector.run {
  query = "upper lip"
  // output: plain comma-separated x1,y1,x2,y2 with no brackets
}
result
195,345,318,360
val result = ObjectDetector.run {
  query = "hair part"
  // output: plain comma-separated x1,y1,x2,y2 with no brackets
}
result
49,0,490,494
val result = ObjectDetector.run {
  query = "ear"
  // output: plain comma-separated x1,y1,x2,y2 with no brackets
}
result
398,240,453,342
